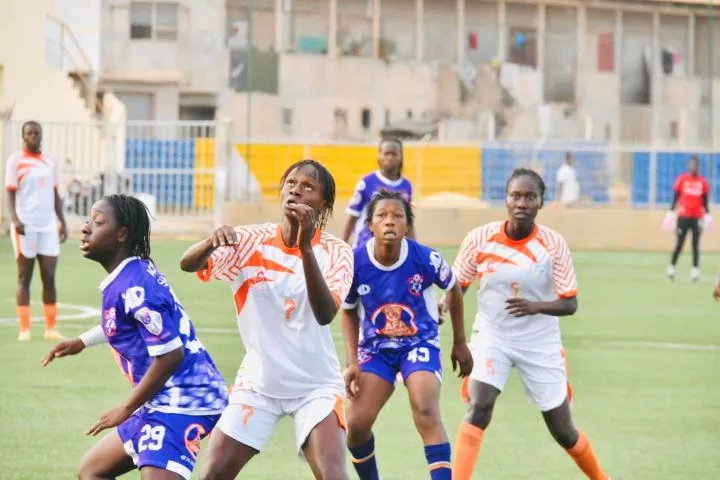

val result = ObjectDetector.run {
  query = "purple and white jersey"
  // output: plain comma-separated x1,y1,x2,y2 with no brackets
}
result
342,238,456,353
99,257,228,415
346,171,413,247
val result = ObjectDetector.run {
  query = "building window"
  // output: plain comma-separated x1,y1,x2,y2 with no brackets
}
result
130,2,178,41
361,108,372,130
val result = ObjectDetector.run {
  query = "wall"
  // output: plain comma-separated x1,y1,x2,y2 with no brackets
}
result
0,0,96,122
101,0,227,93
222,202,720,252
49,0,102,75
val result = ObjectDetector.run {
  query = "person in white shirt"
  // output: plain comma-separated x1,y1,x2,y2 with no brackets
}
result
180,159,354,480
555,152,581,207
4,120,67,342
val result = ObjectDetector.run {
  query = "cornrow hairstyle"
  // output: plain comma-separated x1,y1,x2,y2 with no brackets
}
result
365,188,414,229
104,194,153,260
379,137,404,174
506,167,546,200
279,159,336,230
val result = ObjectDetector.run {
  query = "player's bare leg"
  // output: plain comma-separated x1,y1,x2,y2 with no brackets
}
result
302,411,349,480
199,428,258,480
406,371,452,479
452,380,501,480
15,254,34,341
77,431,135,480
542,400,610,480
406,371,447,442
346,372,394,479
38,254,63,339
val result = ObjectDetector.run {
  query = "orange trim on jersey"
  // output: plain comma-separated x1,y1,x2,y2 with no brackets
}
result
233,273,273,315
22,149,43,158
6,186,17,191
262,224,322,257
490,221,539,263
331,292,342,308
561,349,574,404
558,290,577,299
333,395,347,431
460,376,470,403
244,250,295,274
196,257,215,283
475,252,517,267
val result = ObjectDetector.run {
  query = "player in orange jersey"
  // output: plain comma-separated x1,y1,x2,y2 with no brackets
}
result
4,121,67,341
180,160,354,480
448,168,610,480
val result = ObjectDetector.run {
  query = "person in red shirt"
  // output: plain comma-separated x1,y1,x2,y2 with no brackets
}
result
665,156,711,282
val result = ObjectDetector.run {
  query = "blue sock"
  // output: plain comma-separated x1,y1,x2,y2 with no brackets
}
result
424,442,452,480
348,434,380,480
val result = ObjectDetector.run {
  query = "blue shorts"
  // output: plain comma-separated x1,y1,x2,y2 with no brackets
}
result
118,407,220,479
358,341,443,386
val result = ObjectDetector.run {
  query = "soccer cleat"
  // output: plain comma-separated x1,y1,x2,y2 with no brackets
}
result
666,265,676,281
43,329,65,341
691,267,700,283
18,330,31,342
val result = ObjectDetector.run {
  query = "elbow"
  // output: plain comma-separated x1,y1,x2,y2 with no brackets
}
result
179,257,195,273
565,297,578,315
315,306,338,326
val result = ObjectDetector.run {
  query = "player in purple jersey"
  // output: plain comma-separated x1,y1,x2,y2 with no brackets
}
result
342,138,415,247
41,194,228,480
341,190,473,480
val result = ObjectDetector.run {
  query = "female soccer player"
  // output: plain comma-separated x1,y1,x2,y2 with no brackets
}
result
180,159,354,480
664,156,710,282
41,194,228,480
342,190,473,480
5,120,68,341
450,168,610,480
342,138,414,247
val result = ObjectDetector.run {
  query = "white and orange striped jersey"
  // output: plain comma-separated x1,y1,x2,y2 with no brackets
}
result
453,221,577,342
198,223,354,399
4,150,58,232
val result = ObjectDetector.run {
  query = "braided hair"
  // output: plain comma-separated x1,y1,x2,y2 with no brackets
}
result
279,159,336,230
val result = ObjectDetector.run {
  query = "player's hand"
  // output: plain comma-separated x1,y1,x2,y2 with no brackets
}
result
59,222,68,243
437,295,448,325
343,363,361,401
287,203,317,250
662,211,675,232
13,221,25,236
505,297,540,317
209,225,238,248
41,338,86,366
703,214,714,232
451,342,474,378
712,281,720,301
86,404,134,436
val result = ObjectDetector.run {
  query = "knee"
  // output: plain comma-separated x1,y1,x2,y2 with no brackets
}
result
411,402,442,431
41,275,55,289
346,411,374,444
317,461,349,480
17,271,32,289
76,461,94,480
465,398,494,430
548,423,578,449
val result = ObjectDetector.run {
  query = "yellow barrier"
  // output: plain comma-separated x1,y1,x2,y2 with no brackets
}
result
194,139,216,210
234,143,482,201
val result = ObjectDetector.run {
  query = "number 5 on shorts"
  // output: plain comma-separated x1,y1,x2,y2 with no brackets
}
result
407,347,430,363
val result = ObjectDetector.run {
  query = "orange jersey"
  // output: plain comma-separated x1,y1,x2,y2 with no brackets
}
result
4,150,58,232
198,223,354,398
453,221,577,342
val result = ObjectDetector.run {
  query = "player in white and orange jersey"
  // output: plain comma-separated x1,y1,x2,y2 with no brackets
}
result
4,121,67,342
180,159,354,480
449,168,610,480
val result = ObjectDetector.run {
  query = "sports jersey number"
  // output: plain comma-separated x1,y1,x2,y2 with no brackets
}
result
284,298,297,321
407,347,430,363
510,282,520,298
138,425,166,452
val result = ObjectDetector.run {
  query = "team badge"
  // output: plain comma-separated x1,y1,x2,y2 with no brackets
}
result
184,423,207,460
408,273,424,296
103,308,117,336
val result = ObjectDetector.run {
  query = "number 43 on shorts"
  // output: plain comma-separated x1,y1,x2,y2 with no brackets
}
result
407,347,430,363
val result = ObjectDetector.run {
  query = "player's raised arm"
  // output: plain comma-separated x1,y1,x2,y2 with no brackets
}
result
180,225,238,272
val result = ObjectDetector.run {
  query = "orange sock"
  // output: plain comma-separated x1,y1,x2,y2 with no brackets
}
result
43,304,57,330
452,422,484,480
17,305,31,332
565,431,609,480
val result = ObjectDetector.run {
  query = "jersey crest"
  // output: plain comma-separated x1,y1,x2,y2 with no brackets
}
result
371,303,417,337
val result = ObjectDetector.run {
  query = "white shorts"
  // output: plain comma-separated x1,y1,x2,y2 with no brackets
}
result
468,336,572,412
11,224,60,259
217,387,346,460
